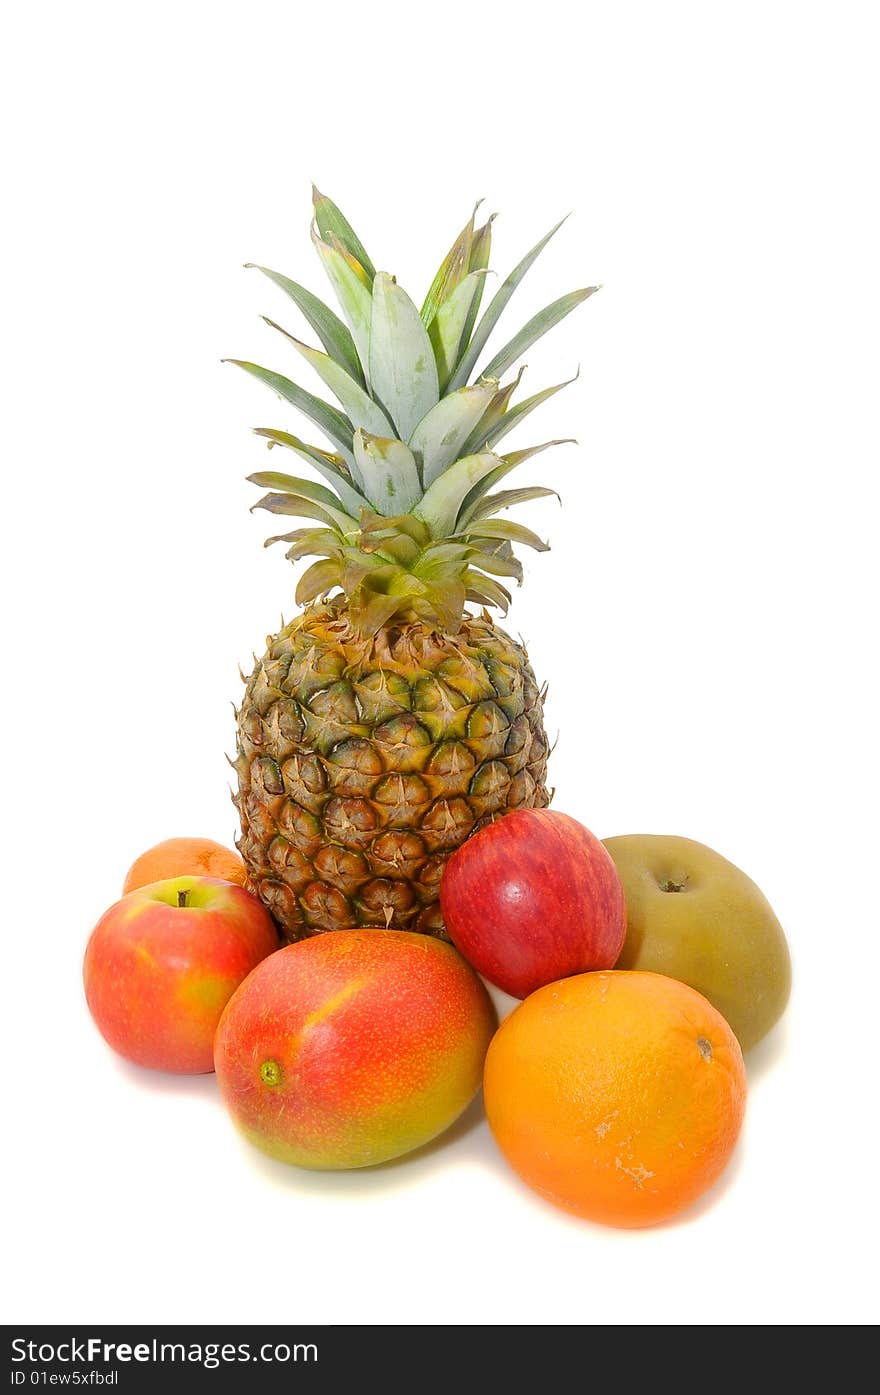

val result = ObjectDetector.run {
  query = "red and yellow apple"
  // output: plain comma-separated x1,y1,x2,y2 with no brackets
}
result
83,876,278,1073
440,808,626,998
214,929,496,1168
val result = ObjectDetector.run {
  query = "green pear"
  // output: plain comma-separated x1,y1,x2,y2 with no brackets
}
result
604,834,791,1051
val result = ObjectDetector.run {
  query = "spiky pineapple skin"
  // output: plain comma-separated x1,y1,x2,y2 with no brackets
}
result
233,602,549,941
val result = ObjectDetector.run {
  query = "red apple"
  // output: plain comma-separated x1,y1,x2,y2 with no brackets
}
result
440,809,626,998
83,876,279,1073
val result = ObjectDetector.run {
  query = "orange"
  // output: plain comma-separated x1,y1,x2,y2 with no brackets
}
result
483,971,746,1228
123,837,249,894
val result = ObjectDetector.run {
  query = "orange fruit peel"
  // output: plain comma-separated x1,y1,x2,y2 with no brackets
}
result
484,970,747,1228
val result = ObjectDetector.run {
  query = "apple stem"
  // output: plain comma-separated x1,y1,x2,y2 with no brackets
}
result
178,889,189,908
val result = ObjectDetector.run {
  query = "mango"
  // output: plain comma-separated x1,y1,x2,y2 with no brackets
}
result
214,929,496,1168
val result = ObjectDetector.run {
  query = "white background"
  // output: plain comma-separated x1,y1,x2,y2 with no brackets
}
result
2,0,878,1328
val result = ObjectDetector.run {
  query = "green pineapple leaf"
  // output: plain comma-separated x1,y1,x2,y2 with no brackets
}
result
460,215,495,351
263,319,394,437
350,588,411,636
414,542,474,575
447,215,570,391
418,587,468,633
415,451,504,538
458,369,524,456
312,187,376,281
420,205,478,328
295,556,347,605
246,470,344,499
345,556,400,590
370,532,423,568
467,547,524,582
428,272,488,392
409,382,497,488
479,287,597,383
482,372,579,451
456,440,574,524
265,528,342,560
462,570,512,610
250,479,347,516
251,491,355,534
251,428,368,516
464,517,550,552
353,430,423,516
225,359,355,462
311,226,373,379
244,264,364,384
359,512,431,547
369,273,440,443
466,485,560,522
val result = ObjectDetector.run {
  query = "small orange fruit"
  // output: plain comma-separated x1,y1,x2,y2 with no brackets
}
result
484,971,746,1228
123,838,249,894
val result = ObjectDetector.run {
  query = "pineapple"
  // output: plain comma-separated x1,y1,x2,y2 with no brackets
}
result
230,188,595,941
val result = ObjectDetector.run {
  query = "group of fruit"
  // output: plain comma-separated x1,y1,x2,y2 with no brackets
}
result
84,819,789,1227
84,190,791,1227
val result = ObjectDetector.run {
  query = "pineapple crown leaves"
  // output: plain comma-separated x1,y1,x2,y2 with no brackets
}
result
227,186,596,634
